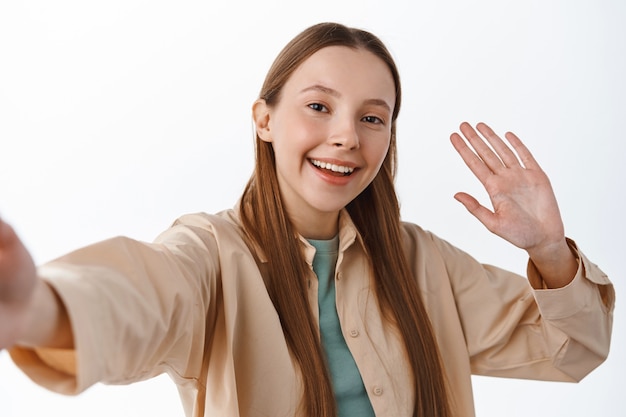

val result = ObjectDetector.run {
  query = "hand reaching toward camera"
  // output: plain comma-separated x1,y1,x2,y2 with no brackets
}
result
0,218,38,348
0,218,72,349
450,122,578,288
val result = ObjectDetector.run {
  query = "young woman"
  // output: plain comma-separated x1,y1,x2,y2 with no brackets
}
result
0,22,614,417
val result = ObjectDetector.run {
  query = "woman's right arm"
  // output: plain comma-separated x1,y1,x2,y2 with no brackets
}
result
0,218,73,350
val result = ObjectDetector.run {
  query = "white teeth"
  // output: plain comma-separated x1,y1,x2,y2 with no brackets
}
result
310,159,354,174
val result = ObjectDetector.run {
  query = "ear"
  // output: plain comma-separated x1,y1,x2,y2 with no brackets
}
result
252,99,272,143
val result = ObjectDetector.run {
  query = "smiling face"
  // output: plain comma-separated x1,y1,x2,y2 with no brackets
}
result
253,46,396,238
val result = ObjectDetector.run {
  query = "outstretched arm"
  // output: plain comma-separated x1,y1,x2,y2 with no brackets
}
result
450,122,578,288
0,218,72,349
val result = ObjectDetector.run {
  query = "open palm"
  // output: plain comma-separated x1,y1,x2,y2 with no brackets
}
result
450,122,566,253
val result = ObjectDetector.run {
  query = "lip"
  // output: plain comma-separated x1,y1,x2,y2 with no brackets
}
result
308,157,360,185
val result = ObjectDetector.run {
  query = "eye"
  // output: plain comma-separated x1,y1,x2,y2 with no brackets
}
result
308,103,329,112
362,115,384,125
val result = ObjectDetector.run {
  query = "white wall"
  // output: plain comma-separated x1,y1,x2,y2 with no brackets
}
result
0,1,623,416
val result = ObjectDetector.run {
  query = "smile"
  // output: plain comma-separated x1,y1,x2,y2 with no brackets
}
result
309,159,355,176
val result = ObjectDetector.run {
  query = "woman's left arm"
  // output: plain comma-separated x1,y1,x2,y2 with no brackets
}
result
447,123,613,381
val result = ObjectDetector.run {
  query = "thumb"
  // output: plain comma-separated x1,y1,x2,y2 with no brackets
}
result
454,192,496,232
0,217,15,244
0,219,37,303
0,217,22,254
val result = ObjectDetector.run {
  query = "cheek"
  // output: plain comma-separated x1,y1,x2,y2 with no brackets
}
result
274,115,322,149
367,138,391,168
365,144,391,182
294,116,328,141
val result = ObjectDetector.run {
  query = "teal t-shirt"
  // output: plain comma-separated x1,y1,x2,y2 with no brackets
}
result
308,237,376,417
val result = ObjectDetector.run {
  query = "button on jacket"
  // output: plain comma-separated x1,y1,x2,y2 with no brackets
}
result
10,208,615,416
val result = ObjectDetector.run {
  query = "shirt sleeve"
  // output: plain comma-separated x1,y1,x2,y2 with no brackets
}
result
426,231,614,383
524,239,615,380
9,213,222,395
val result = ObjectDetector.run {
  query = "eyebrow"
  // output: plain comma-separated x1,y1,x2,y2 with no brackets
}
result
300,84,392,113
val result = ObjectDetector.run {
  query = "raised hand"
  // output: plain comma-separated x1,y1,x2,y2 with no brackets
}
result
0,218,38,348
450,122,577,288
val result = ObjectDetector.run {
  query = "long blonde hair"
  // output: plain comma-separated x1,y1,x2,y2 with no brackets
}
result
240,22,451,417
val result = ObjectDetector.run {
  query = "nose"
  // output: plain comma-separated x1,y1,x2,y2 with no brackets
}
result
329,118,360,150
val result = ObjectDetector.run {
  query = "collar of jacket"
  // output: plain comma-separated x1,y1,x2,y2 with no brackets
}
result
230,202,363,265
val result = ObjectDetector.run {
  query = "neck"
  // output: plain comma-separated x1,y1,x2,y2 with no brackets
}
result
288,209,339,240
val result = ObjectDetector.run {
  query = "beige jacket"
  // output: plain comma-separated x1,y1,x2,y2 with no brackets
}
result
10,208,614,416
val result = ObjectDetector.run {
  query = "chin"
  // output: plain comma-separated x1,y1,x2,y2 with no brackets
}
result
307,197,352,215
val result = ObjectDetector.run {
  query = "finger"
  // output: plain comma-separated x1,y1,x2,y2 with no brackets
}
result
458,122,507,173
475,122,523,168
450,131,493,186
503,130,541,170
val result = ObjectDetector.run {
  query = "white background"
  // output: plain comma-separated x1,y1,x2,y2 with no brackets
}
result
0,1,624,416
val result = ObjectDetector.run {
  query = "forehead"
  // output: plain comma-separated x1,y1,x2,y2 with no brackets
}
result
284,46,396,104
